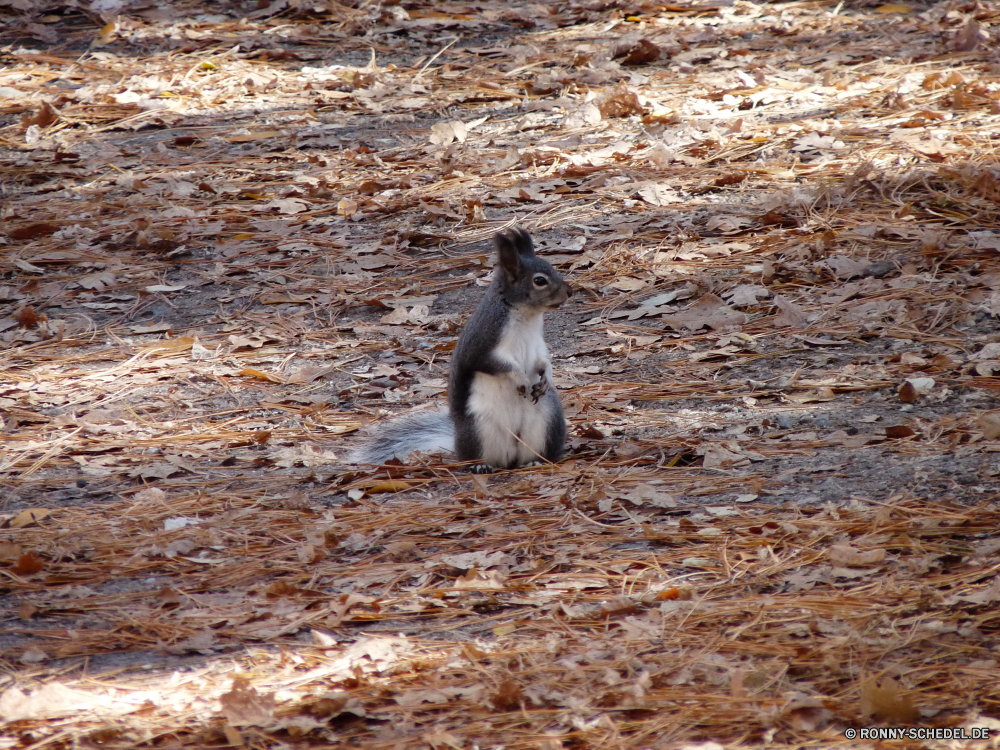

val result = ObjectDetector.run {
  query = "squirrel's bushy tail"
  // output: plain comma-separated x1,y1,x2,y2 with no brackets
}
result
350,409,454,465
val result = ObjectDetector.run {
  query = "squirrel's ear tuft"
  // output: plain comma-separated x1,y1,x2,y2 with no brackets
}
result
511,227,536,257
495,228,523,277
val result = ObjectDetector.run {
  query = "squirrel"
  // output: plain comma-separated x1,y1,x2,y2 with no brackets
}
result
353,226,573,472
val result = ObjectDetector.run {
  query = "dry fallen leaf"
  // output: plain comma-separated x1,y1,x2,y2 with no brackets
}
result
828,545,886,568
612,38,661,65
219,678,276,728
637,182,680,206
491,678,523,711
239,368,285,384
9,508,51,528
662,294,747,332
859,675,919,723
600,595,638,617
598,83,644,118
898,380,918,403
977,412,1000,440
366,479,414,493
17,306,42,329
11,551,46,575
429,120,468,146
945,19,986,52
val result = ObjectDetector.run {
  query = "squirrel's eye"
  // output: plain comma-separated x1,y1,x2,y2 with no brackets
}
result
532,274,549,287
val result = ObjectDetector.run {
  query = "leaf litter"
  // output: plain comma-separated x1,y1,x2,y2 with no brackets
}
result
2,0,1000,748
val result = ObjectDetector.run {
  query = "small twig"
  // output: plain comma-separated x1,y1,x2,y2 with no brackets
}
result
413,36,461,82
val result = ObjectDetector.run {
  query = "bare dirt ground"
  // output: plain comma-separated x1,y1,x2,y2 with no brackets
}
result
2,0,1000,747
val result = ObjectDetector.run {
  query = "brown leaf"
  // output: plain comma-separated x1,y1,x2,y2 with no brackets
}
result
128,463,181,480
387,541,420,562
612,38,661,65
461,643,487,662
698,441,751,469
885,425,916,439
470,474,489,500
129,322,173,335
772,294,807,328
336,197,359,217
454,568,506,590
875,4,912,14
929,353,957,370
598,83,644,118
977,412,1000,440
714,171,747,187
142,336,194,355
17,306,42,329
239,368,285,383
897,380,918,403
226,131,283,143
784,704,833,732
18,600,39,620
12,551,46,575
219,677,276,727
643,112,680,127
367,479,414,493
266,581,303,598
422,729,464,749
157,587,182,607
758,210,797,227
285,365,334,384
859,676,919,723
9,222,60,240
828,545,886,568
429,121,468,146
600,595,639,617
297,543,325,564
79,272,116,291
158,631,217,656
10,508,51,528
21,101,59,129
945,19,985,52
824,255,869,279
615,441,646,458
223,725,244,748
661,294,747,332
305,692,359,718
311,630,340,649
491,678,523,711
656,587,688,601
357,179,385,195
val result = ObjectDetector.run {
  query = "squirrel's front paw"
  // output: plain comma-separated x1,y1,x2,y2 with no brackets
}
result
530,368,548,403
515,372,532,399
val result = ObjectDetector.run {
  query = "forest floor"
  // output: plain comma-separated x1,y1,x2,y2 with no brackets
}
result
2,0,1000,748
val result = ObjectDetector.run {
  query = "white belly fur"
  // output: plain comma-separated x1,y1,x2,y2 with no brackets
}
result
467,372,554,467
467,309,553,467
